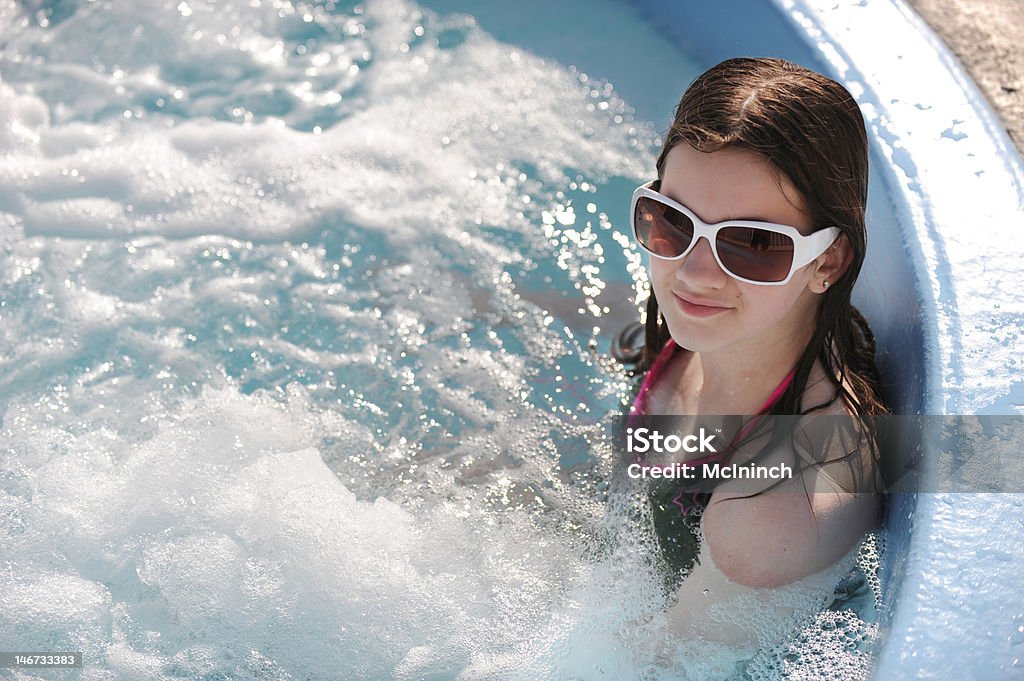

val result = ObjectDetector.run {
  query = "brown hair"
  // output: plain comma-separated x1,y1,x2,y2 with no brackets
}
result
640,57,888,420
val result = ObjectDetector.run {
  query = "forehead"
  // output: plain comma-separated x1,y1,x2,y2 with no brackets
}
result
660,144,812,232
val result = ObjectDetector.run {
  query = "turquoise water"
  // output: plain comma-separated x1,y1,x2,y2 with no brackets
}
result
0,1,882,678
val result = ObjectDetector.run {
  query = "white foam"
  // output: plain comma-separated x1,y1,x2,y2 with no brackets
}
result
2,380,663,677
0,0,651,244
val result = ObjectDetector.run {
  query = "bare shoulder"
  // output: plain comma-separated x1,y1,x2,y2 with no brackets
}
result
702,365,882,588
702,483,880,588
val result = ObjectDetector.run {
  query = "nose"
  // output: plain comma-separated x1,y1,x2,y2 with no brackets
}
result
676,235,728,288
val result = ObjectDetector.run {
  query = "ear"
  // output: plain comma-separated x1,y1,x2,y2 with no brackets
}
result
809,233,853,294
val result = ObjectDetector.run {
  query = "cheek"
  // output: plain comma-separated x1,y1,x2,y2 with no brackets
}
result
735,283,808,327
648,258,676,297
648,263,679,314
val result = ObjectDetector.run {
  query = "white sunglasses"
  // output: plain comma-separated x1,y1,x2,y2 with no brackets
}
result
631,181,840,285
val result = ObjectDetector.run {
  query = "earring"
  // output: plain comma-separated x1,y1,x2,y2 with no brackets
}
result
823,280,830,291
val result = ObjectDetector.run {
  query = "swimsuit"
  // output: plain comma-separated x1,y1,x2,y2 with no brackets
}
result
628,338,797,511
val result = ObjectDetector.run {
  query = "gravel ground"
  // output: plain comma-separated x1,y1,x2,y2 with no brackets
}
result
904,0,1023,154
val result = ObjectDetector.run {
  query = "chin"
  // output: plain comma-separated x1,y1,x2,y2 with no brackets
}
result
662,316,724,353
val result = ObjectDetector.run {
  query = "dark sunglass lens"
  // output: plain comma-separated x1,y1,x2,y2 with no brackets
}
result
717,226,795,282
634,197,694,257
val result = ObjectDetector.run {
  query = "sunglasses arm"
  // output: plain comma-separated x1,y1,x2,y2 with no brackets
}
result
793,227,842,268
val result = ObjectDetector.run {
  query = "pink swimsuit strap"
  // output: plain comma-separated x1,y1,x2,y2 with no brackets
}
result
630,338,682,416
630,338,796,420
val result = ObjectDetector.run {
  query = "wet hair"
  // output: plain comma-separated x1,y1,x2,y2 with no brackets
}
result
640,57,888,420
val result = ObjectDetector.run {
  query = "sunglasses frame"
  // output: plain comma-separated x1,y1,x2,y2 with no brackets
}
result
630,181,841,286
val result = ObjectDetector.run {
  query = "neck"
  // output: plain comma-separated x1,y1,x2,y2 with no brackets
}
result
689,312,815,416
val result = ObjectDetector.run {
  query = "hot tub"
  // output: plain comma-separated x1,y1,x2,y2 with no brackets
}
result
1,0,1022,678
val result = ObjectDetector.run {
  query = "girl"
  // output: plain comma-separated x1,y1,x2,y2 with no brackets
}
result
622,57,889,671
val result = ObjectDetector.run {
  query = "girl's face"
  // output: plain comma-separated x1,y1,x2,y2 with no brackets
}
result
650,144,825,356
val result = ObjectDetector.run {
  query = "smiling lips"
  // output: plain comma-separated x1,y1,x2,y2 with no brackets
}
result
673,292,733,317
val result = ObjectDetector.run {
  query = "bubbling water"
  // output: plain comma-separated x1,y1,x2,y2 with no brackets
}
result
0,0,884,678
